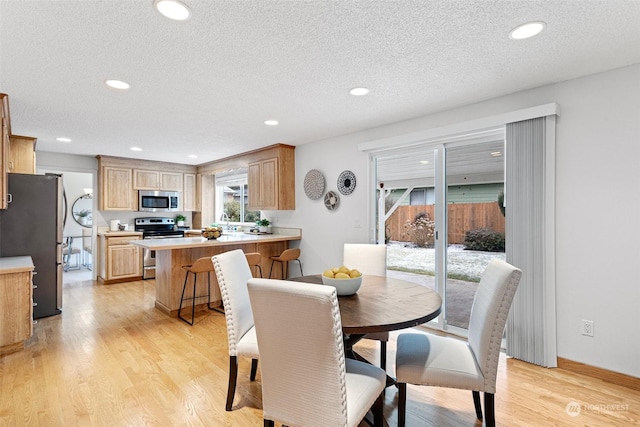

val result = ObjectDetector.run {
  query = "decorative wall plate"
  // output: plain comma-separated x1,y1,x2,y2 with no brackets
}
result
303,169,325,200
337,170,356,195
324,190,340,211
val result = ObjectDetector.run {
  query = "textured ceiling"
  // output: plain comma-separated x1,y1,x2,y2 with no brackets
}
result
1,1,639,165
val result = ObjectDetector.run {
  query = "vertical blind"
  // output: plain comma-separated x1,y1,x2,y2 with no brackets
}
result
505,117,557,367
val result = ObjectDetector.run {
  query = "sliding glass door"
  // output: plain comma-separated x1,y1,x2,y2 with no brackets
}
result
376,129,506,332
443,142,506,331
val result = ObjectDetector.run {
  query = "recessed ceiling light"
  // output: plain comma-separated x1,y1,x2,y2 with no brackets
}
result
509,21,546,40
56,137,72,143
420,160,429,164
130,146,143,152
188,154,198,159
350,87,370,96
105,79,130,90
490,151,502,157
154,0,191,21
264,120,279,126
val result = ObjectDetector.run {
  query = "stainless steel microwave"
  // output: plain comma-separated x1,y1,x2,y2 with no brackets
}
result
138,190,179,212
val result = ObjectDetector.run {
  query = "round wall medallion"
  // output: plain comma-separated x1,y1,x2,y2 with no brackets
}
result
324,190,340,211
337,170,356,195
304,169,325,200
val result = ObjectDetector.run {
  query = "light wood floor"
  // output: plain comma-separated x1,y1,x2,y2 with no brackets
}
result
1,278,638,426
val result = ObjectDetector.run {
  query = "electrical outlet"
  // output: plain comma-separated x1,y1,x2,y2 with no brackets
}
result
582,319,594,337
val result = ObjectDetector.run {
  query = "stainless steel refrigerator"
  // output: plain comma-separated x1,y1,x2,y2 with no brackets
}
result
0,173,63,318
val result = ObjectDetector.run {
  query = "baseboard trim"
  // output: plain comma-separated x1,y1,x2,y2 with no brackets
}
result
557,357,640,391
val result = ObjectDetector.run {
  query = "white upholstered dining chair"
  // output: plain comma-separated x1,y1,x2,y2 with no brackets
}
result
343,243,389,369
395,259,522,427
211,249,260,411
247,278,387,427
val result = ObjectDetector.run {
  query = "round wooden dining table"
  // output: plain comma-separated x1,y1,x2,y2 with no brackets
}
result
289,274,442,335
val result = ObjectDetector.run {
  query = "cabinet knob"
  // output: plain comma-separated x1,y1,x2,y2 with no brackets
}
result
32,302,38,307
32,284,37,289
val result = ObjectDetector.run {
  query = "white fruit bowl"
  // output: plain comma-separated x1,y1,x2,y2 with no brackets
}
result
321,275,363,296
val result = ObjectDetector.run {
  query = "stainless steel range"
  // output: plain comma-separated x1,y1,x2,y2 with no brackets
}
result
135,217,184,279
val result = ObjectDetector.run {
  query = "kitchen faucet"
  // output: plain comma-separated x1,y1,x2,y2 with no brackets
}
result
220,213,230,230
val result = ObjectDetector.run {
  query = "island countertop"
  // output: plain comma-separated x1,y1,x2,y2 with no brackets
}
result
131,227,301,316
130,229,301,251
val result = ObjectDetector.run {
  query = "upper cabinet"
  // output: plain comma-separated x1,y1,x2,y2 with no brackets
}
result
247,145,295,210
248,157,279,210
133,170,183,191
183,173,197,211
8,135,36,174
0,94,38,210
100,165,135,211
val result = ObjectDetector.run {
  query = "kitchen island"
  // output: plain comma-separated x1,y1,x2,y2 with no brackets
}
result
131,229,301,316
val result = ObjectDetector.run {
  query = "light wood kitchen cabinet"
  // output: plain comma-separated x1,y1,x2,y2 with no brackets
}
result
247,145,295,210
0,256,34,356
161,172,182,191
183,173,197,211
0,94,11,210
99,166,135,210
248,158,278,210
133,169,159,189
8,135,36,174
133,169,183,191
98,234,142,284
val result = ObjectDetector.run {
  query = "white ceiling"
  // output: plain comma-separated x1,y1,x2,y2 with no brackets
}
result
1,1,639,166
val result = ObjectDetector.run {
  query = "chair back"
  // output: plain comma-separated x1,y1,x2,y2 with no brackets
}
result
247,278,349,427
212,249,255,357
468,259,522,389
343,243,387,277
187,256,214,274
82,228,92,254
277,248,300,262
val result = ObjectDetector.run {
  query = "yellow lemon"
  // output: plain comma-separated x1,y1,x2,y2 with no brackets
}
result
335,272,351,279
323,269,335,278
349,269,362,278
331,267,340,274
338,265,351,274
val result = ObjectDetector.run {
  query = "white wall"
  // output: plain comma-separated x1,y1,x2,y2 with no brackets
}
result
281,64,640,377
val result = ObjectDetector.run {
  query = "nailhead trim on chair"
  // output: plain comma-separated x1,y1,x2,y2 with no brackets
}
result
212,256,238,356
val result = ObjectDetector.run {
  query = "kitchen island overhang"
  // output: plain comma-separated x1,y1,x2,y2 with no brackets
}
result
131,229,301,316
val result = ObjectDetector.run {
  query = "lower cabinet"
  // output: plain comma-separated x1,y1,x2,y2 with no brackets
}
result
0,257,34,355
99,234,142,284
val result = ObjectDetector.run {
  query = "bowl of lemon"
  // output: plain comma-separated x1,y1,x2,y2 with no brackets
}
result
322,266,363,296
202,226,223,240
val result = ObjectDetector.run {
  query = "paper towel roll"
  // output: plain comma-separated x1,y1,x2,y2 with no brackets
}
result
110,220,120,231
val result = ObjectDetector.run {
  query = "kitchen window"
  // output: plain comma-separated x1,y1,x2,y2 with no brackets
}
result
215,169,261,225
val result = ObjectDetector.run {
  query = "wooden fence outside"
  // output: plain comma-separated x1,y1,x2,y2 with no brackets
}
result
386,202,505,244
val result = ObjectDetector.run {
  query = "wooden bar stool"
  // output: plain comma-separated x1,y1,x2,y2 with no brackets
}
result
244,252,263,278
178,256,216,325
268,248,302,279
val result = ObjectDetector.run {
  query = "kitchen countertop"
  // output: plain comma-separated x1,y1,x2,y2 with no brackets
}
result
130,231,301,250
0,256,35,274
97,231,143,237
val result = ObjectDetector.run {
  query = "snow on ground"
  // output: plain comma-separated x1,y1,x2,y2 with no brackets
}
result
387,242,505,281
